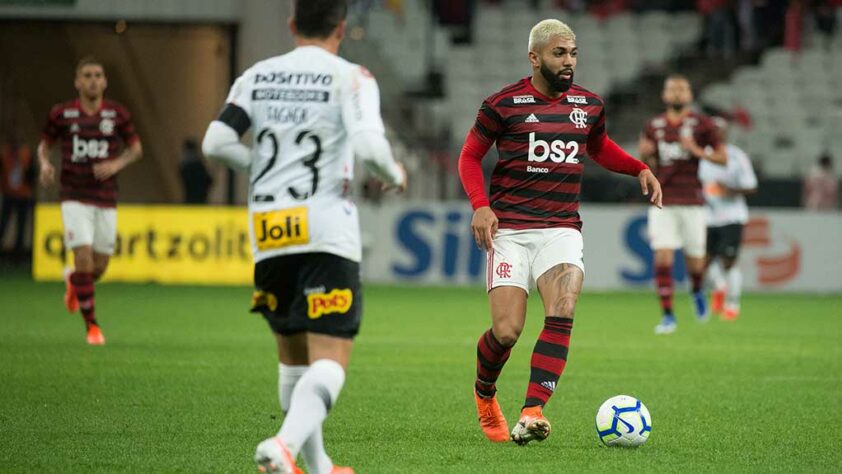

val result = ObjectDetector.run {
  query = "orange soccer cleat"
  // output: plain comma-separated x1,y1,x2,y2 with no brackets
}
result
474,389,510,443
722,306,740,321
330,466,354,474
710,289,725,315
510,406,551,446
64,269,79,313
86,324,106,345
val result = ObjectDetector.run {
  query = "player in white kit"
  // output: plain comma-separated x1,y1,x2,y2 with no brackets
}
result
699,118,757,321
202,1,406,472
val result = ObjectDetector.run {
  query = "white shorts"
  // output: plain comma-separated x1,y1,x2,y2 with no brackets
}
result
61,201,117,255
486,227,584,293
647,205,706,258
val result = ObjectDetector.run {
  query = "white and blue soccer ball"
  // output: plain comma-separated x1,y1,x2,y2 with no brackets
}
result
595,395,652,447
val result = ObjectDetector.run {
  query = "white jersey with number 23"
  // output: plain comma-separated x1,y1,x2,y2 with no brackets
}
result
224,46,392,264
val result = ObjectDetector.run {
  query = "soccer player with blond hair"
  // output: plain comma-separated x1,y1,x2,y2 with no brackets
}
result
459,19,662,445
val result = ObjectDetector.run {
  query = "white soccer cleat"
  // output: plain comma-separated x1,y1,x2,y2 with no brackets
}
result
254,437,299,474
654,316,677,335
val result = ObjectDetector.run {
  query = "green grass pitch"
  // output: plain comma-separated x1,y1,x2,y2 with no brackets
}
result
1,276,841,472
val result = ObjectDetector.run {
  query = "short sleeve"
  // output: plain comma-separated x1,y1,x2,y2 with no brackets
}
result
698,116,721,149
225,73,254,118
588,107,607,144
469,100,504,146
42,105,62,144
215,72,255,136
340,65,385,137
735,148,758,189
117,106,139,145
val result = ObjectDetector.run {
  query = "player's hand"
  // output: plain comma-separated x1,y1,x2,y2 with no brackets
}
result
93,160,122,181
39,161,55,187
382,162,407,193
679,129,703,156
638,169,662,208
638,137,656,157
471,206,498,251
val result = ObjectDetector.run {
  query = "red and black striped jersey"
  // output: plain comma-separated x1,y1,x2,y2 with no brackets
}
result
470,77,606,230
42,99,138,208
642,111,720,206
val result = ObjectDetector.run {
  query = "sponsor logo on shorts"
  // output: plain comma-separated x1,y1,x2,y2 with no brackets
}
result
253,207,310,251
496,262,512,279
307,288,353,319
251,290,278,311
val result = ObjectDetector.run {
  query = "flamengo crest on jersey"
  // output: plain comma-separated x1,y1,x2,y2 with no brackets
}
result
226,46,385,263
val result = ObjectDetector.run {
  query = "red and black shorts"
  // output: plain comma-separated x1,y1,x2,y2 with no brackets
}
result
251,252,362,339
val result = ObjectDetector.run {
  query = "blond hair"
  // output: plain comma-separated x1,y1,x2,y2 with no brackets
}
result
528,19,576,52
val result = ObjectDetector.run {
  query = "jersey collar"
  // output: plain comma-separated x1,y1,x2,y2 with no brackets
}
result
523,76,567,103
74,98,104,117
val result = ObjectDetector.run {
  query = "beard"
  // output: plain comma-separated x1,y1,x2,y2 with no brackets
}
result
668,102,687,112
540,63,573,93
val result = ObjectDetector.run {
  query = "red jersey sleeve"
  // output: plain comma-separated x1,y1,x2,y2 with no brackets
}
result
471,100,504,147
41,105,62,144
457,100,502,210
588,134,648,177
117,106,140,145
697,116,720,149
586,108,607,152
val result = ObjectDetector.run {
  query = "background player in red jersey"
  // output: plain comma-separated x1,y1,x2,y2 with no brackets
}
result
37,57,142,345
458,19,662,446
639,75,726,335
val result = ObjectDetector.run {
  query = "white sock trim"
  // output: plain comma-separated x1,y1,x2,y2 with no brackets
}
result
308,359,346,411
279,363,308,413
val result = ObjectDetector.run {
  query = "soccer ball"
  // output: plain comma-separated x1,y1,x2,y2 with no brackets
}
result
595,395,652,447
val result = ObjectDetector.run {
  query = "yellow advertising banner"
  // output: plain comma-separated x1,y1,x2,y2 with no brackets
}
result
33,204,253,285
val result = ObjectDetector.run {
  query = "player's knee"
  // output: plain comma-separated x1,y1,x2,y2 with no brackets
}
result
654,254,673,268
493,324,522,347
